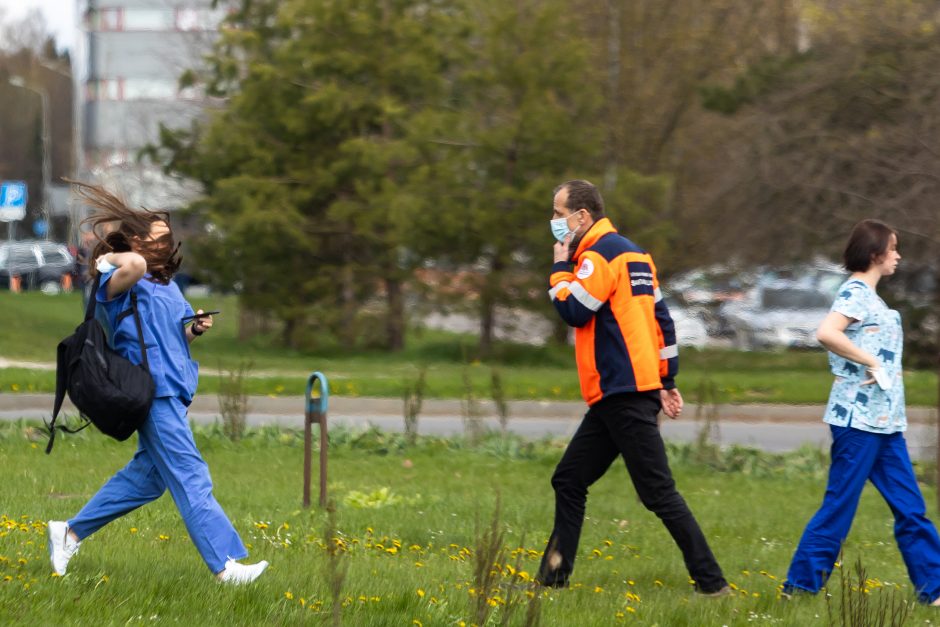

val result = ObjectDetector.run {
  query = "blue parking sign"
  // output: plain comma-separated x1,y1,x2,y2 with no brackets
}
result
0,181,28,222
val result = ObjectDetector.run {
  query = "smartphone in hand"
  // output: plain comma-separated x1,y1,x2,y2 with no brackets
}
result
181,310,220,323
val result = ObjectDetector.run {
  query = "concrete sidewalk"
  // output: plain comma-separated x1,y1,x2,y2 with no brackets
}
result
1,392,934,423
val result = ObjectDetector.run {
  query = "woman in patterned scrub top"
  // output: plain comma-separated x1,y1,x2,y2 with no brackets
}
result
783,219,940,605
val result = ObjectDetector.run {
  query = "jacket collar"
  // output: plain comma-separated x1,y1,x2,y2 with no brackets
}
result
573,217,616,260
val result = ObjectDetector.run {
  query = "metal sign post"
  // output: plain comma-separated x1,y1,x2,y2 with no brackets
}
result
303,372,329,508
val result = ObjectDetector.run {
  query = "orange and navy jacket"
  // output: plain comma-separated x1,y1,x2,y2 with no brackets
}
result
549,218,678,406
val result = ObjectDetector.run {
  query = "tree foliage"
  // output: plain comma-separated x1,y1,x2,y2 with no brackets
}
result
696,0,940,364
154,0,912,354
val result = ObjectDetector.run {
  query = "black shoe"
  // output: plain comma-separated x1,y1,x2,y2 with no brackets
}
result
696,584,733,598
535,575,570,589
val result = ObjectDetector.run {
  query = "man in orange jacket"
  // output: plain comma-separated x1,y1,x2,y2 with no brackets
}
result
537,179,729,595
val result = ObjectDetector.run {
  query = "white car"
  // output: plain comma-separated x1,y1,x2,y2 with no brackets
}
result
720,282,832,350
664,297,710,349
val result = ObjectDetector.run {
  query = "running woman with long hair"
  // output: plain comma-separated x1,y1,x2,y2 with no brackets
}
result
47,182,268,584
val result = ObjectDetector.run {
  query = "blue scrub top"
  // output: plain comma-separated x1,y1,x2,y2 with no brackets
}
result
96,270,199,402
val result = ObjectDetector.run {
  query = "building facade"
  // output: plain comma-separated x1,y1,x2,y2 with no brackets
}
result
80,0,222,209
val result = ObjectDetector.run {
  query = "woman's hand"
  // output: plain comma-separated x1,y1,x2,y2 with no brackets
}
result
816,312,878,371
190,310,213,339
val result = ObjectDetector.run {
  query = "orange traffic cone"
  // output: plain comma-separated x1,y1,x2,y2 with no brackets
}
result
61,273,73,293
10,275,21,293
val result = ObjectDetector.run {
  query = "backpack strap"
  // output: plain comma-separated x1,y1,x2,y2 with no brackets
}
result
45,338,69,453
113,287,149,373
129,289,150,373
83,272,100,321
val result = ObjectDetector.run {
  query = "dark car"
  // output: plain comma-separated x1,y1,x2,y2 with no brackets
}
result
0,240,75,293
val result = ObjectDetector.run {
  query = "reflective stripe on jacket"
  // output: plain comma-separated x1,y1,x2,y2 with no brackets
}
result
549,218,678,406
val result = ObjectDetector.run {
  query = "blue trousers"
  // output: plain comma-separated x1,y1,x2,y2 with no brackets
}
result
68,397,248,573
785,425,940,602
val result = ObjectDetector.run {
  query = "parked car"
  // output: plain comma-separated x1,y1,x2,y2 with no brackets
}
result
663,296,710,349
0,240,74,293
720,281,832,350
668,265,755,305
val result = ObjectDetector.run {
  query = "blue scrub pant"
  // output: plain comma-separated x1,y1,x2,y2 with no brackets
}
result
784,425,940,602
68,397,248,573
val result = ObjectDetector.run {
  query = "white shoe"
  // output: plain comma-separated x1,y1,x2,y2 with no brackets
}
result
218,559,269,585
48,520,80,576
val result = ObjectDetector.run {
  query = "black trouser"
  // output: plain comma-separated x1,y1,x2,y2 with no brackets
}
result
537,391,727,592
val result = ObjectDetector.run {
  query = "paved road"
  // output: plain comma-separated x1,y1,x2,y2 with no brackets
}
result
3,394,937,459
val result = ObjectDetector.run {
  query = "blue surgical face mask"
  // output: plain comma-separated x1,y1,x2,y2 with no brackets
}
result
550,210,581,243
550,217,571,243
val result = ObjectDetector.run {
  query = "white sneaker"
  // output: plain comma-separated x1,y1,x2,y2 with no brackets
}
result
218,559,269,585
47,521,80,576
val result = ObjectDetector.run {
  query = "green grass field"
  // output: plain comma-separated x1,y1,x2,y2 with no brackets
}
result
1,422,937,625
1,291,936,406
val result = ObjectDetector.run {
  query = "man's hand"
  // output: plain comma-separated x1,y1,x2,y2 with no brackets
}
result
660,388,683,419
553,233,572,264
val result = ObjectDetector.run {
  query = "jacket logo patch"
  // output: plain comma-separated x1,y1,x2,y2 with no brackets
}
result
627,261,654,296
576,258,594,280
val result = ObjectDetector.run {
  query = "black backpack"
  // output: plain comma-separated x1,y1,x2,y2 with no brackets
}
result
45,274,155,453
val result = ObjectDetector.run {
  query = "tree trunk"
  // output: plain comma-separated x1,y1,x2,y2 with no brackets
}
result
283,316,297,349
385,274,405,352
478,278,496,359
478,254,504,359
339,232,357,346
551,317,569,345
604,0,621,190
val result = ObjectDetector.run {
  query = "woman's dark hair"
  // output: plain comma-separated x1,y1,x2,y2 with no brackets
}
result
555,179,606,221
73,180,181,285
843,219,898,272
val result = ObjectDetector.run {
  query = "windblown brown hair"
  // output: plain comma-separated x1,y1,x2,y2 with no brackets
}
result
72,180,182,285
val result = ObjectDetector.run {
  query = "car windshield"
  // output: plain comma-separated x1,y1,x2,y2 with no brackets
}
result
9,248,37,267
761,288,830,309
42,249,70,265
